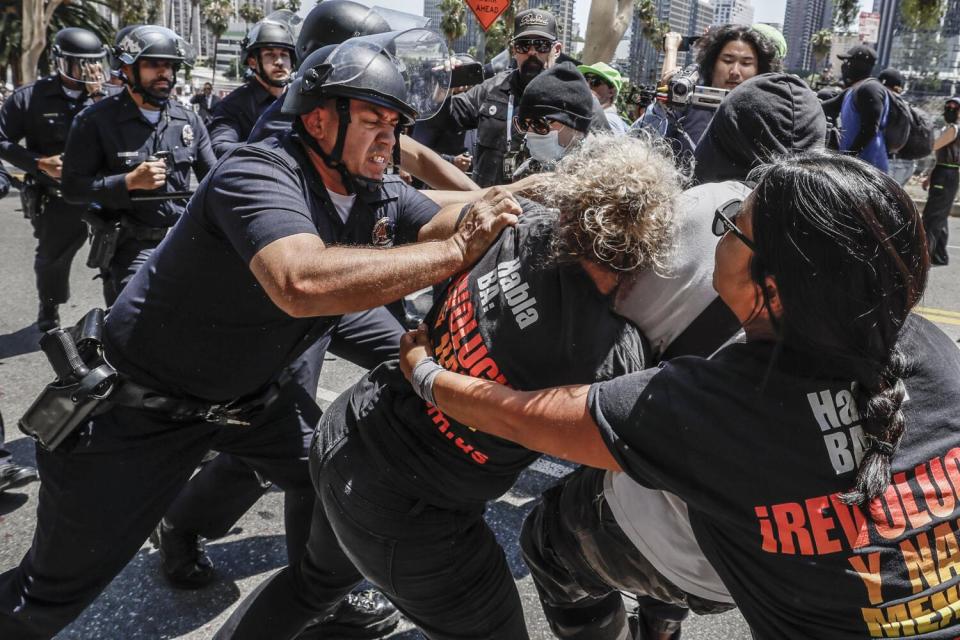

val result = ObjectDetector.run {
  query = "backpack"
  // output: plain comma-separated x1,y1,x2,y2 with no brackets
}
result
878,81,935,160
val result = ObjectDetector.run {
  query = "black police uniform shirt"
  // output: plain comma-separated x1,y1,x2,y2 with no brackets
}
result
449,70,611,188
247,94,291,144
590,314,960,639
61,89,216,228
208,78,276,156
342,205,646,508
103,131,439,403
0,75,91,190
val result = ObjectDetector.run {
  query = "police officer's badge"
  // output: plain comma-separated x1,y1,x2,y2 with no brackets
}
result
371,217,394,247
182,124,194,145
488,105,497,115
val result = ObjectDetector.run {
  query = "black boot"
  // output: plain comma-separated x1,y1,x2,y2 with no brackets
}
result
149,519,215,589
0,462,39,493
296,589,401,639
37,303,59,332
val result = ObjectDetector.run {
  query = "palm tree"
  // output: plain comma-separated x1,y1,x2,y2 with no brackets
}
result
832,0,859,32
238,4,265,30
636,0,666,53
901,0,946,31
203,0,234,88
439,0,466,51
809,29,832,72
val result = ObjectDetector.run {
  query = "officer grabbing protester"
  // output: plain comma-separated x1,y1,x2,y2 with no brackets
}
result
447,8,610,187
1,28,516,639
208,11,297,156
61,25,216,305
0,28,109,330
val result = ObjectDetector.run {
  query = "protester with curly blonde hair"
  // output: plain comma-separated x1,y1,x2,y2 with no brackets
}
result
216,133,685,640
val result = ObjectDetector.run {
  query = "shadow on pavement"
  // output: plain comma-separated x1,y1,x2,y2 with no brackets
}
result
0,324,41,360
0,491,29,517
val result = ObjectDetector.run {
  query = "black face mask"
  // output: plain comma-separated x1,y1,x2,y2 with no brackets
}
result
945,109,959,124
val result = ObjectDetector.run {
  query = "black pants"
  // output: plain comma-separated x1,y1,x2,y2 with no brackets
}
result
216,392,529,640
31,195,87,307
102,230,165,306
922,165,959,265
0,374,319,640
162,306,405,546
520,468,734,640
0,409,10,464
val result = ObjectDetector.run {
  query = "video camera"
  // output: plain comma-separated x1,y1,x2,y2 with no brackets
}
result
659,64,729,110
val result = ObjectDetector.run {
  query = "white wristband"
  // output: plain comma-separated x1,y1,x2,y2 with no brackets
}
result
411,357,444,406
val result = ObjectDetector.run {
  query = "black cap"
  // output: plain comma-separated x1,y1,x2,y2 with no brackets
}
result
513,9,558,41
517,62,593,133
877,67,904,88
837,44,877,63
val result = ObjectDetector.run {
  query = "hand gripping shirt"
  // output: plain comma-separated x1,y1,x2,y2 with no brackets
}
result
344,205,646,508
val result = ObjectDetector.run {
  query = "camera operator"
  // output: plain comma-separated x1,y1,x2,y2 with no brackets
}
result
639,25,781,158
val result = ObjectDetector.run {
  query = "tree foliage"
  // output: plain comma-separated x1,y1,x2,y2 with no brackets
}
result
483,4,516,63
274,0,301,12
635,0,666,53
809,28,832,70
832,0,859,32
238,3,265,27
900,0,946,31
439,0,466,50
109,0,160,26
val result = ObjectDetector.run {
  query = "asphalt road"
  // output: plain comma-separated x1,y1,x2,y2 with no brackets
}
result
1,192,959,640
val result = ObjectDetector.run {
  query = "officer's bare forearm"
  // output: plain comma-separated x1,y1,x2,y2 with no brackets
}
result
252,234,466,318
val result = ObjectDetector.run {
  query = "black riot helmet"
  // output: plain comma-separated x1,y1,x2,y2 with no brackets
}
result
110,24,142,71
283,29,450,193
295,0,391,63
242,10,299,87
116,25,194,108
52,28,108,87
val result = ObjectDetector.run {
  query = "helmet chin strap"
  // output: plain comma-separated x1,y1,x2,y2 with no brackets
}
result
128,61,175,108
254,50,290,88
293,98,384,195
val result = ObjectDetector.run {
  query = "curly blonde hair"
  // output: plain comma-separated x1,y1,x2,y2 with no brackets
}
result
524,133,686,274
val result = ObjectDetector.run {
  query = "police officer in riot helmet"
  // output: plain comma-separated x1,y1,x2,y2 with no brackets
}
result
0,28,513,640
247,0,478,191
0,27,108,331
207,12,296,156
61,25,216,305
447,8,610,188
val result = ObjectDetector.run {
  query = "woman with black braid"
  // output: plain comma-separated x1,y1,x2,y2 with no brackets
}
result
398,153,960,640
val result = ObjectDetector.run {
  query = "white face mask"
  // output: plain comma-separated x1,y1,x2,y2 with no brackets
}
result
525,129,568,163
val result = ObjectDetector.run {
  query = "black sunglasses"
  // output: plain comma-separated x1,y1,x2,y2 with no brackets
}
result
514,115,553,135
513,39,554,54
584,74,611,89
712,199,757,251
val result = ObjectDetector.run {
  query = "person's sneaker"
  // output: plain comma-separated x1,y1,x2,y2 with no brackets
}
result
631,607,682,640
37,303,59,332
0,462,39,493
298,589,401,639
149,520,215,589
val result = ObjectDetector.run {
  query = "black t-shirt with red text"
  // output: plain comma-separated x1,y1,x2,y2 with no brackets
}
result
345,205,646,507
591,314,960,639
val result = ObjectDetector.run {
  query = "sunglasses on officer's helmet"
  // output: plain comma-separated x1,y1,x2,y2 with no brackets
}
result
513,39,554,54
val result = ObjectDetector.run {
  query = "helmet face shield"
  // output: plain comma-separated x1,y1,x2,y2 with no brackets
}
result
56,54,108,86
319,29,450,122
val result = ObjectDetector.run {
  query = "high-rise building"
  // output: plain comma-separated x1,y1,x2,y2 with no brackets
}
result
627,0,714,85
529,0,577,53
782,0,833,73
713,0,754,26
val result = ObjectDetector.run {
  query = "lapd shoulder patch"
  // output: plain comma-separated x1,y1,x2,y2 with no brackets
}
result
371,216,395,247
181,124,194,145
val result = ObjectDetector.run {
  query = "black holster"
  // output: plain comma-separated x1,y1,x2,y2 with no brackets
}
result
85,216,121,270
20,308,118,450
19,175,41,220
